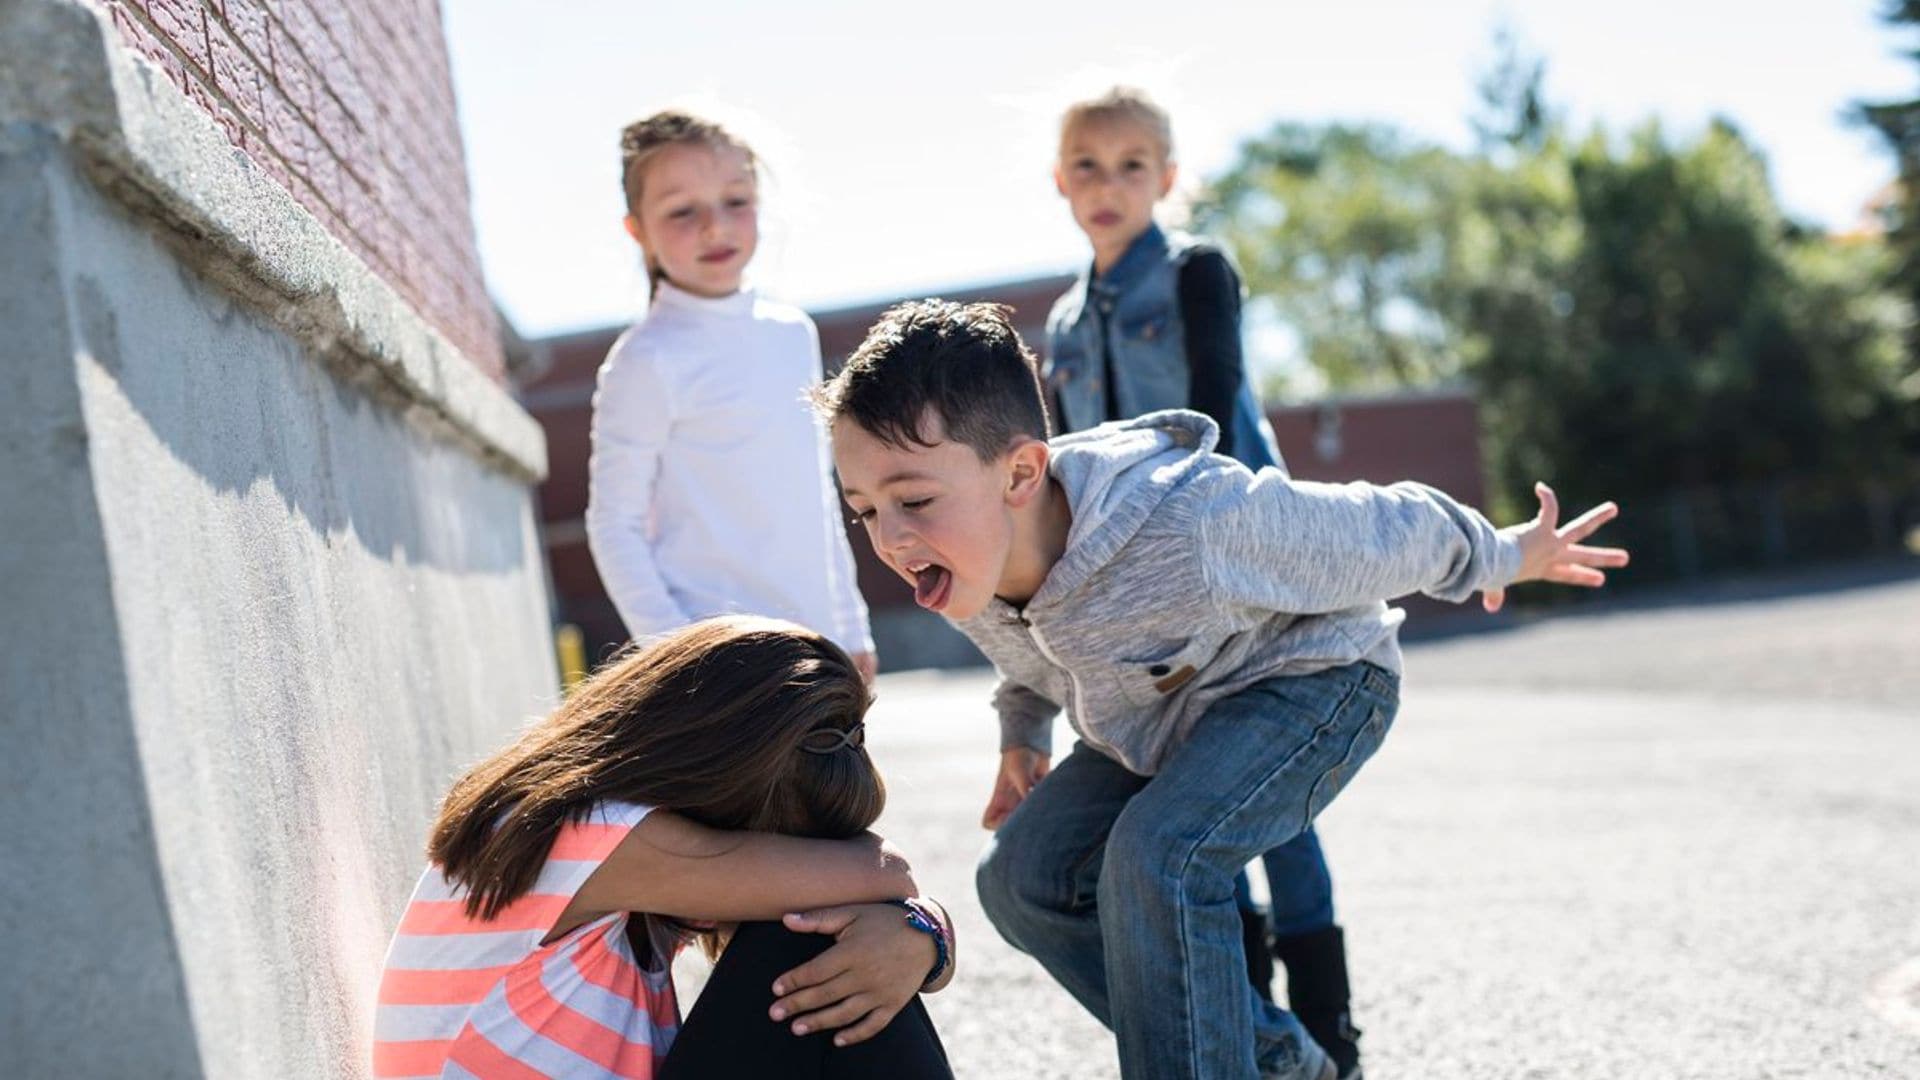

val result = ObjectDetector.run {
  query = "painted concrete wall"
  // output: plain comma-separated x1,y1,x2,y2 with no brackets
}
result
1,2,555,1076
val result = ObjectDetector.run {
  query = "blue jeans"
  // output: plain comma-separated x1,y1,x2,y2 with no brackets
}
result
1235,829,1335,939
976,663,1398,1080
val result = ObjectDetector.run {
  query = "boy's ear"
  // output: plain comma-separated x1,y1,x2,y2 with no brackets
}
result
622,213,647,248
1003,438,1051,508
1158,161,1178,199
1053,164,1068,198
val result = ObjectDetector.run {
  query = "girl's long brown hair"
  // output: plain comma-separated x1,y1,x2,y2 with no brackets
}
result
429,616,883,926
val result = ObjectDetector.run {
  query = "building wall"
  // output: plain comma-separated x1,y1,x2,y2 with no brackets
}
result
1,2,551,1076
1268,392,1487,506
1267,391,1491,628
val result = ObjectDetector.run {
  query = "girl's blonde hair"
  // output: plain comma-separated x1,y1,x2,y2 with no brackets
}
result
1058,85,1175,162
617,110,759,294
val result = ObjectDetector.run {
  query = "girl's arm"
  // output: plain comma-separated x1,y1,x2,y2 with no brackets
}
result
585,342,695,636
566,811,916,926
1178,248,1246,459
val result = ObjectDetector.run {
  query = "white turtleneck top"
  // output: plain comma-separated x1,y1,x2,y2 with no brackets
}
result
585,280,873,654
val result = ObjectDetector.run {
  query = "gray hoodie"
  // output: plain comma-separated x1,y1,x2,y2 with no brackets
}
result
956,410,1523,776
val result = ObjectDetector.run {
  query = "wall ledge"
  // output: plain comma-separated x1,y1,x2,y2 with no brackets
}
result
0,0,546,482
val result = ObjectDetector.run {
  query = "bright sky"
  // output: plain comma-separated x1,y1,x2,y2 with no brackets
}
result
444,1,1915,340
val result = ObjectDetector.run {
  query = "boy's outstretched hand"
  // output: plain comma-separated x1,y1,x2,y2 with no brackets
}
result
1483,482,1631,613
982,747,1050,830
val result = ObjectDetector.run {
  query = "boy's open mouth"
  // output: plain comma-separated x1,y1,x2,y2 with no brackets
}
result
906,561,953,612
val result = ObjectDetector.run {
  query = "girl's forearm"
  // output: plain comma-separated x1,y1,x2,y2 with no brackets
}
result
583,816,919,922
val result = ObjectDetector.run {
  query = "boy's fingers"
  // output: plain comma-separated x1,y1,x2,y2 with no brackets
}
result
1481,587,1505,613
1547,565,1607,587
833,1005,900,1047
983,794,1020,829
1565,544,1630,567
1534,482,1560,529
1558,502,1619,541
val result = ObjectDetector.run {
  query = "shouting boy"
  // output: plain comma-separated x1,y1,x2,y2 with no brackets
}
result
817,301,1627,1080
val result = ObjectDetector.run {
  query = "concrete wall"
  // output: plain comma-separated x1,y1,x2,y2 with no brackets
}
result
1,2,554,1076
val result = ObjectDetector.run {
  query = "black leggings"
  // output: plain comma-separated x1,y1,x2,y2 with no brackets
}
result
659,921,953,1079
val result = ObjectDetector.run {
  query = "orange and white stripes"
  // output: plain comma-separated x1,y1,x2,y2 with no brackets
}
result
373,801,679,1079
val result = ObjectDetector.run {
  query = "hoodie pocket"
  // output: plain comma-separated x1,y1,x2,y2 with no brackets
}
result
1115,637,1212,708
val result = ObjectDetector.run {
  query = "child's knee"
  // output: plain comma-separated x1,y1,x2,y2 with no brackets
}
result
1101,814,1234,907
712,921,833,986
974,834,1026,919
975,830,1068,929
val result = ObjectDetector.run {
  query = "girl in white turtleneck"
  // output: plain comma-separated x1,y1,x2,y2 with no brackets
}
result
587,110,875,680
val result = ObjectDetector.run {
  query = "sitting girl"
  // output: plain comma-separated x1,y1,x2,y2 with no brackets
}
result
373,616,954,1078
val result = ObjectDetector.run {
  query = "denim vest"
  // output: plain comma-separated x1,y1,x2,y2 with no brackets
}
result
1043,224,1281,472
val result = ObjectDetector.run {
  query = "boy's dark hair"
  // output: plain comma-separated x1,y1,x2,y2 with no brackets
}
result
814,300,1053,460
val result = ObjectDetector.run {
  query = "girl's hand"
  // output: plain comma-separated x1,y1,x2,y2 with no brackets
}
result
1483,483,1630,613
982,747,1050,830
851,651,879,685
768,903,936,1046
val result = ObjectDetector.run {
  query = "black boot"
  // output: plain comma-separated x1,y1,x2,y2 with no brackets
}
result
1273,925,1361,1080
1239,905,1276,1002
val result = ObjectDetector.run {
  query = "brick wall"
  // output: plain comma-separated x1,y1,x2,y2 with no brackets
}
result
101,0,504,380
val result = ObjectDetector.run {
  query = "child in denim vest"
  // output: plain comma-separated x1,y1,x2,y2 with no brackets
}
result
1042,86,1355,1075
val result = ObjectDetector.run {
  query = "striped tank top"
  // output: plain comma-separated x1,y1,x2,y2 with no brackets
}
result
373,801,679,1078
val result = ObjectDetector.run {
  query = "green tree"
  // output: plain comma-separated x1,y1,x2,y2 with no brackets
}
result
1202,57,1912,547
1199,124,1467,393
1854,0,1920,451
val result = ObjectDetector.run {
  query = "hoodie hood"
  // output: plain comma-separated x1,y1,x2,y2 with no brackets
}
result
1032,409,1221,608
